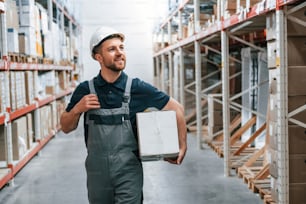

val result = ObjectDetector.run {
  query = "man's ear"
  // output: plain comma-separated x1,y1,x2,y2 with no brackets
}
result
95,53,103,62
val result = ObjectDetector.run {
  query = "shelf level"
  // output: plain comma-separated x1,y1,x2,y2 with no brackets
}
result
1,89,73,125
9,62,73,71
9,104,37,122
155,0,304,55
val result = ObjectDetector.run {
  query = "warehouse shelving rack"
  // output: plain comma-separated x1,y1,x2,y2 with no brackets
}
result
153,0,305,203
0,0,81,189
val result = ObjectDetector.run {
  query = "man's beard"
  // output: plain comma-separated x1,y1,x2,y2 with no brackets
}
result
104,56,126,72
106,63,125,72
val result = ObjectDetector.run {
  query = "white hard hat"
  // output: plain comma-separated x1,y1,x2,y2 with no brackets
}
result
89,26,125,59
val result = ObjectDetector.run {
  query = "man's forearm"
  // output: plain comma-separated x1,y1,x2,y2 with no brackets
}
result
60,109,82,133
176,108,187,148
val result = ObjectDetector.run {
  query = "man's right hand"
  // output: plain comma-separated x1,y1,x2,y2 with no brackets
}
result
73,94,101,114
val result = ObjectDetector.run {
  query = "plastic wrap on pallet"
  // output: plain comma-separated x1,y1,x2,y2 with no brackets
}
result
7,28,19,53
43,31,53,59
17,4,36,27
51,22,61,64
35,2,49,35
255,51,269,148
6,0,19,29
19,26,37,56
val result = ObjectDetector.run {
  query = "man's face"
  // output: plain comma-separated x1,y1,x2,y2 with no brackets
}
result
96,37,126,72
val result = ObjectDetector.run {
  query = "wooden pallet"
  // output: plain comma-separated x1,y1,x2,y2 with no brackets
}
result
8,52,25,63
264,194,276,204
26,55,38,63
43,58,54,64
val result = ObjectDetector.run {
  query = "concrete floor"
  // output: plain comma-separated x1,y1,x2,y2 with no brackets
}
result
0,126,263,204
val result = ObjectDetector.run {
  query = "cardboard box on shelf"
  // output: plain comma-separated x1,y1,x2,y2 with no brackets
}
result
136,110,179,161
288,125,306,155
36,2,49,35
0,72,7,113
9,72,17,111
40,105,52,138
287,6,306,37
58,71,69,90
5,0,19,29
0,125,7,161
12,117,27,161
289,154,306,183
50,103,57,130
18,5,37,28
25,71,35,105
287,37,306,66
19,26,37,56
56,100,66,127
45,86,55,95
26,113,34,149
289,183,306,204
7,28,19,53
19,33,29,54
288,67,306,96
15,72,26,109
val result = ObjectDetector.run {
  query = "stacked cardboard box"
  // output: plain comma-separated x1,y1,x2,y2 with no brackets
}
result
26,113,34,149
7,28,19,53
0,72,6,113
39,105,53,139
58,71,70,90
5,0,18,30
0,125,7,161
9,72,17,111
25,71,35,105
56,99,66,128
9,72,26,111
15,72,26,109
12,116,27,160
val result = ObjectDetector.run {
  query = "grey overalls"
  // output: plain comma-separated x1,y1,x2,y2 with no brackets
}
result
85,77,143,204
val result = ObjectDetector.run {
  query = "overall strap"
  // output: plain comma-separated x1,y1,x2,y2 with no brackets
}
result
88,79,96,94
123,77,132,103
86,78,96,125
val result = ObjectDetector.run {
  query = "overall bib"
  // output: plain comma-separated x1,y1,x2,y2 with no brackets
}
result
85,77,143,204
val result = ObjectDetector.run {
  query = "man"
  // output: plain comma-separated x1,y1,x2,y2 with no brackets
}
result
60,26,187,204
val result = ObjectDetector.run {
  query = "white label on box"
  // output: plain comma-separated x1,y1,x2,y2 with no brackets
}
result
136,110,179,161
